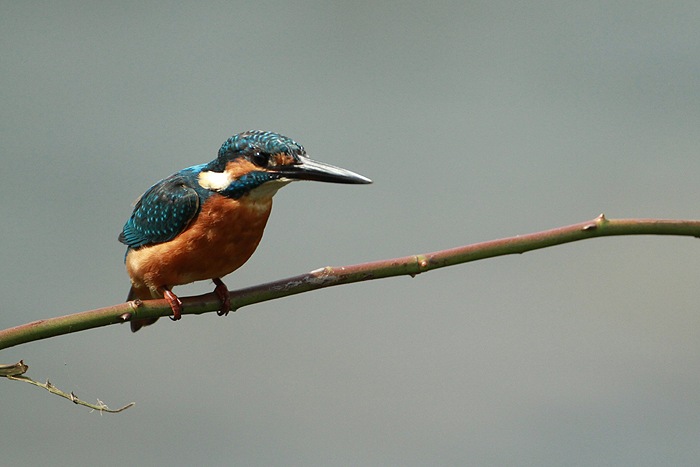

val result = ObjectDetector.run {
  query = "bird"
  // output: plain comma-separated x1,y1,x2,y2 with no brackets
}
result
119,130,371,331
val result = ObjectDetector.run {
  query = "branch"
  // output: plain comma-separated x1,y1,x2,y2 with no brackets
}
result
1,215,699,351
1,360,134,413
6,375,135,413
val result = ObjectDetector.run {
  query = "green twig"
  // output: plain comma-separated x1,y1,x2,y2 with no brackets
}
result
6,375,134,413
1,215,698,352
1,360,134,413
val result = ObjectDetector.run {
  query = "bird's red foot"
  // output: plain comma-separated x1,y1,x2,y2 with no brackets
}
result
213,278,231,316
162,288,183,321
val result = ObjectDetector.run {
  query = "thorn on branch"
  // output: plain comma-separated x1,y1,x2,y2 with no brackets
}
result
409,255,429,277
583,213,608,231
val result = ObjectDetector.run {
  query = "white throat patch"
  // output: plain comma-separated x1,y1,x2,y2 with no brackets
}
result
198,170,233,191
247,178,293,200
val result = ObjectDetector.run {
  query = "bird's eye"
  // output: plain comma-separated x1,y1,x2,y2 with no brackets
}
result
250,151,270,168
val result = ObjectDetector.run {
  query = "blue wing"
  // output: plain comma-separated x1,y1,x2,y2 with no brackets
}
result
119,174,201,249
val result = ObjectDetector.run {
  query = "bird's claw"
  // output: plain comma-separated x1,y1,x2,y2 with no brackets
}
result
163,289,183,321
213,278,231,316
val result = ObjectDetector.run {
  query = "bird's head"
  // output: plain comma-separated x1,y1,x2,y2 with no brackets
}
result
198,130,371,199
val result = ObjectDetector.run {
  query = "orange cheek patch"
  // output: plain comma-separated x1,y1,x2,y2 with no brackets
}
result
272,152,296,166
225,159,259,178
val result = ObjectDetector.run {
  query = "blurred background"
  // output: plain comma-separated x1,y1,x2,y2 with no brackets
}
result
2,1,700,465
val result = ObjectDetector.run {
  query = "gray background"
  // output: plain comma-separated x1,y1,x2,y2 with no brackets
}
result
3,1,700,465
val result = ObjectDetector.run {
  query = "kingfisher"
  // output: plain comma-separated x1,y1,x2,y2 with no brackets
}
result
119,130,371,332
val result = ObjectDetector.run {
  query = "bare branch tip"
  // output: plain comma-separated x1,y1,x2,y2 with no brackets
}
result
6,372,135,413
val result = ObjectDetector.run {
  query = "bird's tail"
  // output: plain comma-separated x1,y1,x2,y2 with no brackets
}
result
127,286,159,332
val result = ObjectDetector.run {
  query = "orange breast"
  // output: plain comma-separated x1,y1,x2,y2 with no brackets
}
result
125,193,273,294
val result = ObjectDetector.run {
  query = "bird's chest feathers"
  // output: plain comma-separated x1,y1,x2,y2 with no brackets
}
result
187,194,272,262
126,193,274,288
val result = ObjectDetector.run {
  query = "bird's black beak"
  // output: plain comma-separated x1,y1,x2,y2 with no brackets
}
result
275,156,372,184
